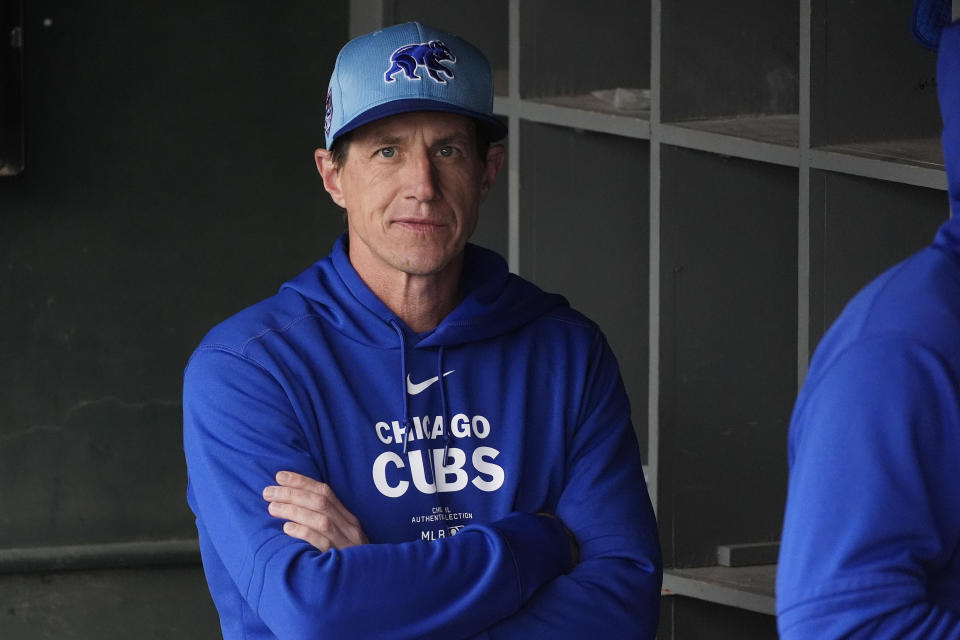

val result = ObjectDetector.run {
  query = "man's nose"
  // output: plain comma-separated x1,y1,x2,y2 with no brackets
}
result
404,151,439,202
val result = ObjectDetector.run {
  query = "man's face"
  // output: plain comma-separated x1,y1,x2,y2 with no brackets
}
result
318,112,503,281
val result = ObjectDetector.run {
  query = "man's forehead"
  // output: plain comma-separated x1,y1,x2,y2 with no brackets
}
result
351,112,476,144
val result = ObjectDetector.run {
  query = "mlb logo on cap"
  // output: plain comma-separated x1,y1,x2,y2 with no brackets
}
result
324,22,507,149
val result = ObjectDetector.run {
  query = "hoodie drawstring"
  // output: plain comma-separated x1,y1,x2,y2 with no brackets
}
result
437,346,453,464
389,320,415,455
390,320,455,492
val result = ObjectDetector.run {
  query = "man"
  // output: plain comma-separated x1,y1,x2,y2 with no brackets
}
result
183,22,661,639
776,7,960,638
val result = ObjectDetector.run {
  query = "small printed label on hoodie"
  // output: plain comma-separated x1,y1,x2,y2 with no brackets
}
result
412,506,473,540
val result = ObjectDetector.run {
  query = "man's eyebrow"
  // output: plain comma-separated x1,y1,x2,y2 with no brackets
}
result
366,134,405,146
434,132,472,144
361,131,472,147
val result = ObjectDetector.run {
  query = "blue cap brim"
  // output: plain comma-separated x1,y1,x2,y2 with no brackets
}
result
329,98,507,148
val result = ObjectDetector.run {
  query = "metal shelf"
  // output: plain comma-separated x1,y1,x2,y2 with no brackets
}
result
662,564,777,616
811,139,946,190
496,95,651,140
666,114,800,147
660,115,800,167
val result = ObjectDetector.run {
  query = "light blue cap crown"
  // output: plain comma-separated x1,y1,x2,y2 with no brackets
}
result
324,22,507,149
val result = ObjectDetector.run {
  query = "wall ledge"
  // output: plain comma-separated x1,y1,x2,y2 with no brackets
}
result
0,539,201,574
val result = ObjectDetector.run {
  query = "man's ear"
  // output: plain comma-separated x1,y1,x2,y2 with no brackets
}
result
315,148,347,209
479,144,506,201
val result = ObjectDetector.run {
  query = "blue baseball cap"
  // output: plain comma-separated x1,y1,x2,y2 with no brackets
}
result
912,0,954,50
324,22,507,149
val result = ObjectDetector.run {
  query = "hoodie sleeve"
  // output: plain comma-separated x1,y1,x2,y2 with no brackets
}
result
472,332,663,639
183,346,573,640
776,339,960,640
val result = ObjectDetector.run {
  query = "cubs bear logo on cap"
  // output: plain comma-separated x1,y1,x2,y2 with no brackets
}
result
323,22,507,149
385,40,457,84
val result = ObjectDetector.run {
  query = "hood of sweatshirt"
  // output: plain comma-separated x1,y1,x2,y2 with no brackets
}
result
276,234,570,461
184,238,661,640
940,20,960,216
279,234,568,350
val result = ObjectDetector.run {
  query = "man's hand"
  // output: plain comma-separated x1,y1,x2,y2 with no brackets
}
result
263,471,369,552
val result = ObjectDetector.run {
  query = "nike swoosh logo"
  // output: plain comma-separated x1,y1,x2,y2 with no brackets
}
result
406,370,455,395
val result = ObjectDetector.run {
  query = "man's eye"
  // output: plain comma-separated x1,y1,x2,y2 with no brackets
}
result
437,146,457,158
378,147,396,158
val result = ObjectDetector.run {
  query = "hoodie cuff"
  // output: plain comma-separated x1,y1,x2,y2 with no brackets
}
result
487,512,573,603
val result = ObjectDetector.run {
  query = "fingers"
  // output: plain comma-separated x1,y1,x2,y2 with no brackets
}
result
266,471,362,534
275,471,361,527
280,520,333,552
267,502,359,551
263,471,368,551
265,493,364,550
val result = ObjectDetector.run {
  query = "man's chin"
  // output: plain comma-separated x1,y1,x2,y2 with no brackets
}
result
393,249,463,278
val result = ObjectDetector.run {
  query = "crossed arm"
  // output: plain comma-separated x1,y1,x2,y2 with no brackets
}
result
185,342,661,639
263,471,369,552
264,471,578,565
261,461,648,640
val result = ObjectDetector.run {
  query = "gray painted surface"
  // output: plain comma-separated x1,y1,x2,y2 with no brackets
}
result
519,0,651,99
662,565,776,615
0,398,193,547
811,0,941,146
662,597,778,640
472,134,510,259
1,0,349,636
0,566,220,639
518,122,650,460
658,146,797,568
661,0,798,122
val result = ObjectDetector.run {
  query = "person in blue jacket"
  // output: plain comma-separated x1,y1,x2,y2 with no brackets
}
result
776,6,960,639
183,22,662,639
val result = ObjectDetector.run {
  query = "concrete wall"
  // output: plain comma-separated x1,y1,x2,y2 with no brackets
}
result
0,1,349,636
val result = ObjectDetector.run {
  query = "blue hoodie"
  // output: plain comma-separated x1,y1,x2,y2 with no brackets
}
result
183,237,662,639
776,22,960,639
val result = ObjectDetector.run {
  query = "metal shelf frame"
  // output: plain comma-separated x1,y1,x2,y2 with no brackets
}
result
345,2,954,633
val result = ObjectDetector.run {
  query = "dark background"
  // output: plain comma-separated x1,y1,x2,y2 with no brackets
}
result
1,1,350,635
